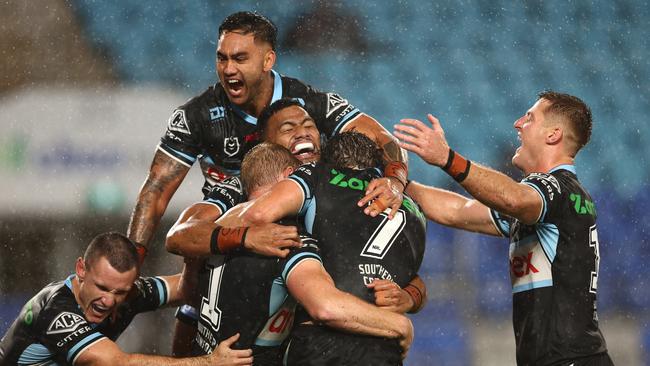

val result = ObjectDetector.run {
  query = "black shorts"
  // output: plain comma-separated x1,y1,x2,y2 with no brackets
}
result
285,324,402,366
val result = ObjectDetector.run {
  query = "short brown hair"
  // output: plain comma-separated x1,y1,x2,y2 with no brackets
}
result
539,90,592,154
241,142,301,195
83,232,138,273
219,11,277,50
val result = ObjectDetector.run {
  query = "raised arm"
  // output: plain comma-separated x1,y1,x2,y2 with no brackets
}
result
395,115,542,225
74,334,252,366
286,260,413,356
128,150,190,252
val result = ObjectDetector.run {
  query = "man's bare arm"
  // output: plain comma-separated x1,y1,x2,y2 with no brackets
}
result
286,260,413,356
128,150,190,249
75,334,252,366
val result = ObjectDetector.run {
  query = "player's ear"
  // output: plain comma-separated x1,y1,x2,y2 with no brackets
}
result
282,166,295,178
546,127,562,145
75,257,86,282
263,50,276,72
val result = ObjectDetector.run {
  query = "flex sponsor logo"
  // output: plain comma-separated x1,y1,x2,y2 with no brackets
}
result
509,235,552,293
223,137,240,157
168,109,191,135
358,263,394,285
47,312,86,335
325,93,349,118
256,298,296,346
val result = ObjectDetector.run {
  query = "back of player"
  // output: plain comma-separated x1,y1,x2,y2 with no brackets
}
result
286,132,427,365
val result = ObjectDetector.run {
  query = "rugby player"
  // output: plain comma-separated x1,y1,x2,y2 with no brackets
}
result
166,143,413,364
218,132,427,365
0,232,252,366
394,91,612,365
128,11,408,259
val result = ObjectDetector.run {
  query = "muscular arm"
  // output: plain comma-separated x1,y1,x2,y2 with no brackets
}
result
396,115,543,225
166,203,222,257
75,336,252,366
128,150,190,249
343,114,408,166
405,181,500,235
286,260,413,344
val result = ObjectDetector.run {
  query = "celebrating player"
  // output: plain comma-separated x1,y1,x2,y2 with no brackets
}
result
394,91,613,365
0,232,252,366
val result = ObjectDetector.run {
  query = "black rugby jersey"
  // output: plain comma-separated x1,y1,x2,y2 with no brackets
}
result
192,237,321,364
159,70,362,194
289,162,427,303
0,275,170,365
489,165,608,366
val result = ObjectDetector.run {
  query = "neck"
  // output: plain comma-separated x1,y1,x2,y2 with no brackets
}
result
242,71,274,117
71,276,82,307
248,183,274,200
526,155,574,175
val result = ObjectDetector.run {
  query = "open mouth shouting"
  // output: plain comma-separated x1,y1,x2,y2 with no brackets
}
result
225,78,245,99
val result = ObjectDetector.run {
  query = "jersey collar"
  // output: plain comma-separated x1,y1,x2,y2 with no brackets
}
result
549,164,576,174
230,69,283,126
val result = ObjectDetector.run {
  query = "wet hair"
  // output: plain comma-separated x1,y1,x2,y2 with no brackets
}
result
322,131,383,170
258,98,306,137
83,232,138,273
219,11,277,50
241,142,301,196
538,90,592,154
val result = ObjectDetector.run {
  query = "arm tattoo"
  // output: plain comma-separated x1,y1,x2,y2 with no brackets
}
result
127,151,190,248
382,140,406,164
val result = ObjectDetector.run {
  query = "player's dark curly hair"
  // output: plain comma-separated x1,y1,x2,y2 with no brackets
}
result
84,232,139,273
219,11,277,50
323,131,383,170
258,98,306,137
538,90,592,155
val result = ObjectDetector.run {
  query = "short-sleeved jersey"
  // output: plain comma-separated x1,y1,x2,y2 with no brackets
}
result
192,236,322,364
489,165,608,365
289,162,427,299
0,275,170,365
158,70,362,194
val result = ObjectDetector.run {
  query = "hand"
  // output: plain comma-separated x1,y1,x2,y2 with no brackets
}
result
367,279,414,314
209,333,253,365
357,177,403,219
399,318,414,360
394,114,450,167
243,223,301,258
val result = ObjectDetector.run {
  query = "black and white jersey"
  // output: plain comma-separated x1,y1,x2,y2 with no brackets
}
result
285,162,426,364
201,176,246,215
159,70,362,195
489,165,609,365
0,275,170,365
192,237,321,365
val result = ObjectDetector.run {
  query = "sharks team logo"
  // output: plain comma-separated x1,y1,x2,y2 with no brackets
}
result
224,136,240,157
168,109,190,135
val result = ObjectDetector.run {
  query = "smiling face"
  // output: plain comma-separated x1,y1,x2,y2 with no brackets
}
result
216,31,275,110
512,98,554,174
263,105,321,163
75,256,137,323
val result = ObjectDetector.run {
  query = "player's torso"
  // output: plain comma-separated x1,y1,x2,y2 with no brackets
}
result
308,164,426,303
508,170,606,364
193,253,294,357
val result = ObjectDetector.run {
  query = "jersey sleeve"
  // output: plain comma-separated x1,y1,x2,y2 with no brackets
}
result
287,163,318,216
520,172,563,223
127,276,171,313
303,88,362,138
35,300,107,365
279,236,323,285
202,176,245,214
489,208,514,237
158,107,202,167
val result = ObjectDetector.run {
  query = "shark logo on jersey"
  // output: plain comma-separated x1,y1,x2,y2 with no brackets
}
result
47,312,86,335
168,109,191,135
325,93,349,118
224,136,240,157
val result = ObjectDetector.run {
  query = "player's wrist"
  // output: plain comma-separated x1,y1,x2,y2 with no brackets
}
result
384,162,408,190
210,226,249,255
133,242,148,266
442,148,471,183
404,284,424,314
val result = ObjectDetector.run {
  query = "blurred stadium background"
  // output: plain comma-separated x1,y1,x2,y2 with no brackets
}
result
1,1,648,364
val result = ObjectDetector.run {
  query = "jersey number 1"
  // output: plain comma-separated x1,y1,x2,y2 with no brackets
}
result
200,257,226,331
589,225,600,294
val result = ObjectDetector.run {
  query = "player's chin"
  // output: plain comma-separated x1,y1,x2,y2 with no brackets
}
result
295,151,320,164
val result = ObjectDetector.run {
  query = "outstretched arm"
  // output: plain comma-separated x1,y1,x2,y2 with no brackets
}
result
75,334,252,366
128,150,190,253
395,115,542,225
286,260,413,357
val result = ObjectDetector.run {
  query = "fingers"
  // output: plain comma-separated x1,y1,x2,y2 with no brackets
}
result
231,348,253,358
358,182,381,207
221,333,240,347
399,118,429,131
368,279,399,291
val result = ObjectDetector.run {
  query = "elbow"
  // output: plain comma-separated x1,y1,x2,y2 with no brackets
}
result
305,300,340,326
165,227,182,255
